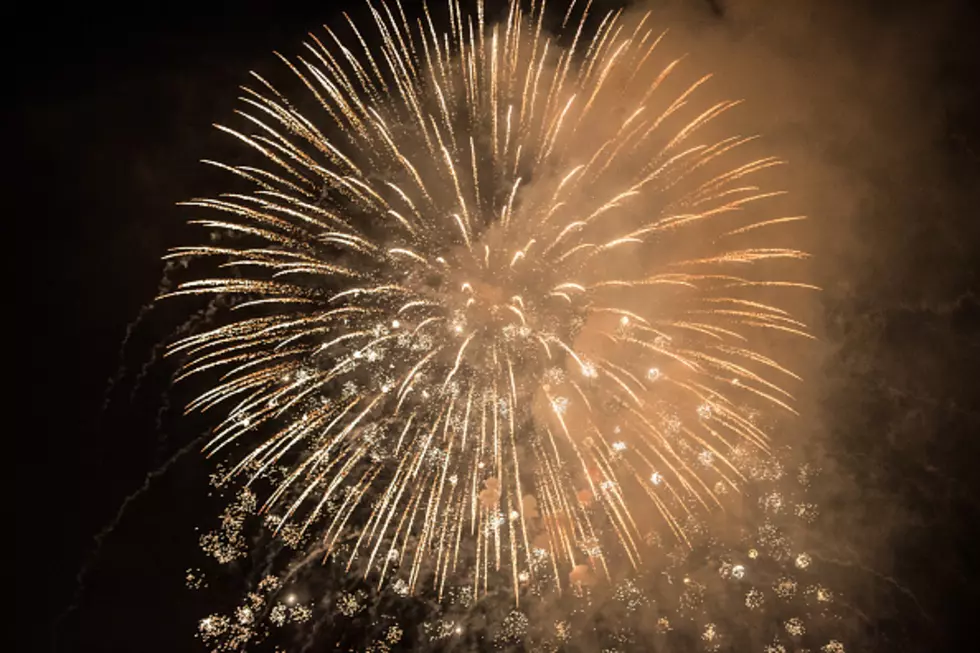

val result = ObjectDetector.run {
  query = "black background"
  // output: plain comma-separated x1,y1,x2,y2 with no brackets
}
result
16,0,980,651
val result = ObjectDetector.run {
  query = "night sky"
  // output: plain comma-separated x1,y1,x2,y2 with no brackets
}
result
17,0,980,651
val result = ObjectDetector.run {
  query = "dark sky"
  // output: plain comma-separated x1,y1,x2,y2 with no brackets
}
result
16,0,980,651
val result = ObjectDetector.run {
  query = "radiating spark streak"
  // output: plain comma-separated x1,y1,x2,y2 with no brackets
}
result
388,247,429,265
397,348,444,404
443,332,476,390
452,213,473,250
720,215,807,238
503,177,522,228
398,300,441,315
506,305,527,325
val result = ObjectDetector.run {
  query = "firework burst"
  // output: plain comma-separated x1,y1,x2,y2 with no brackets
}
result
164,0,814,603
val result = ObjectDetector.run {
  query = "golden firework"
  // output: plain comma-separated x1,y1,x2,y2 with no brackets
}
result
165,0,814,603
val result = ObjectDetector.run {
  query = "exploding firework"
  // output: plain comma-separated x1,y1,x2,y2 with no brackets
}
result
165,0,814,605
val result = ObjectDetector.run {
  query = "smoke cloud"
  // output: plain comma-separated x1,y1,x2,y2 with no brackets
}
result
613,0,979,648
